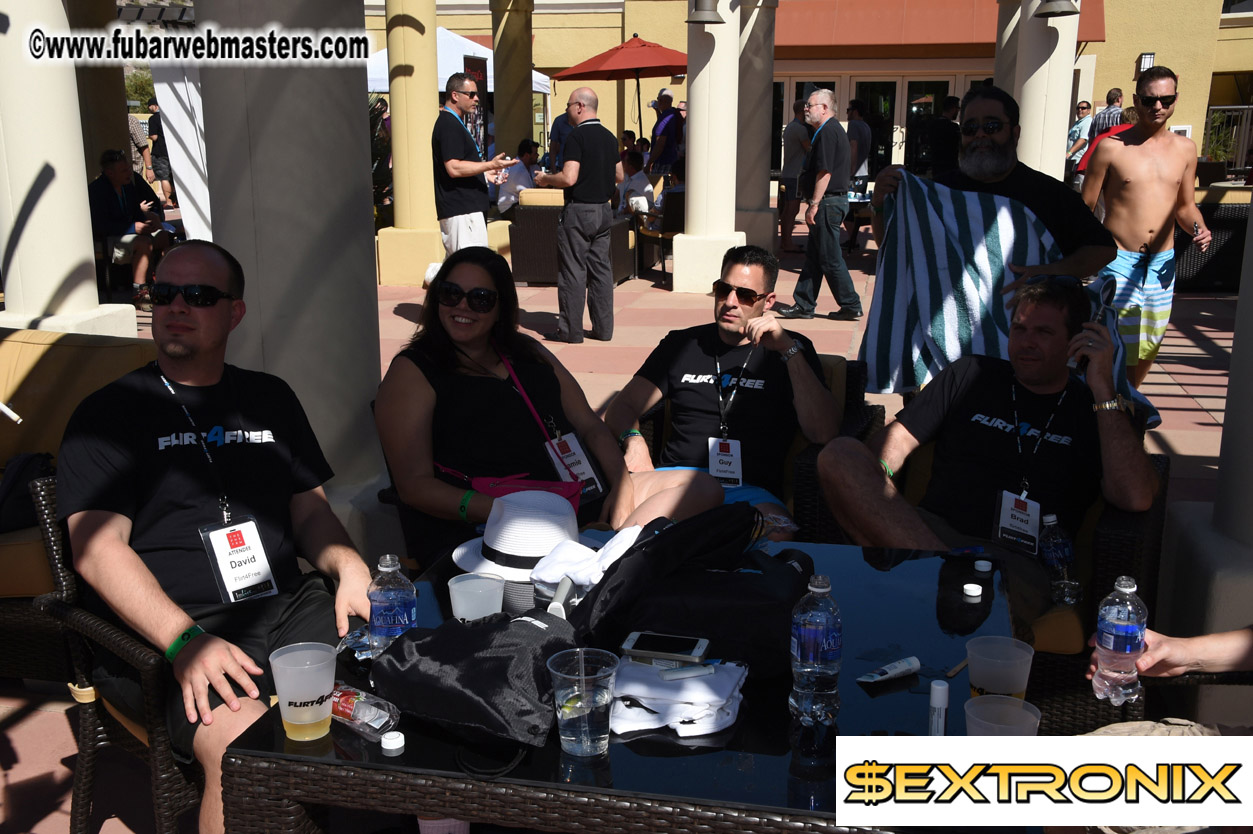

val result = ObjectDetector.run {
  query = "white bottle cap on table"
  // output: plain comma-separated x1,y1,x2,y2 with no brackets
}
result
381,730,405,755
963,583,982,600
974,559,992,573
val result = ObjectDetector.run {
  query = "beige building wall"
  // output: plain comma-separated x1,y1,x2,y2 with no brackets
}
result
1084,0,1223,143
1214,14,1253,75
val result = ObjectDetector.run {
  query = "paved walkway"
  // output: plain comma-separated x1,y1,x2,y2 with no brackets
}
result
7,230,1234,832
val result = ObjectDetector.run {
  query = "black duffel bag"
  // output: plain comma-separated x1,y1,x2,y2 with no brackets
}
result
568,502,815,677
371,609,578,749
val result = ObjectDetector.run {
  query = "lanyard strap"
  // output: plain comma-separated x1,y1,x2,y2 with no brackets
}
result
713,345,757,439
496,348,581,483
1010,380,1067,498
153,363,233,524
444,106,483,160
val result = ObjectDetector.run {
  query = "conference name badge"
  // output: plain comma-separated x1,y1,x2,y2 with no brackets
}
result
707,437,743,487
994,490,1040,555
199,517,278,604
545,434,605,499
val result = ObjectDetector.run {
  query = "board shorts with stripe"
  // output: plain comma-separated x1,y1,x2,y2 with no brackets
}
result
1099,249,1175,366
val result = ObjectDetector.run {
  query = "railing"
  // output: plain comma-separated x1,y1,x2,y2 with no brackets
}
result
1204,106,1253,177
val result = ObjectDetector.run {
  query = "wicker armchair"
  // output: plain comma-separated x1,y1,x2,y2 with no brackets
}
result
1173,201,1247,292
29,476,203,833
507,189,634,286
640,355,884,543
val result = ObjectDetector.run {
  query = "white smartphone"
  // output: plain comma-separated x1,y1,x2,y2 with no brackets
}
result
620,631,709,665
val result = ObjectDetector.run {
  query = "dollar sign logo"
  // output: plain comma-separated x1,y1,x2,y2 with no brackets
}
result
844,760,892,805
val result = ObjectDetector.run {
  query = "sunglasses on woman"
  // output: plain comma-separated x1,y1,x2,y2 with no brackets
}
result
712,280,768,305
960,118,1007,137
151,283,237,307
434,281,499,313
1136,94,1177,108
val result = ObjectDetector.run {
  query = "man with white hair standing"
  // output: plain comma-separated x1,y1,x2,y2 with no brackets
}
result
775,89,862,321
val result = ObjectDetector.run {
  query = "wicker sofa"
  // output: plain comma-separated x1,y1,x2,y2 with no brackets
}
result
0,328,156,681
507,188,634,285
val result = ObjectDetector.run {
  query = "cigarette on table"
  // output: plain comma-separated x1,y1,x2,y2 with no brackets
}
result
0,402,21,424
946,658,968,678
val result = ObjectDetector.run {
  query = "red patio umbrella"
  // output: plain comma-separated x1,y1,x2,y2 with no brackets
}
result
552,34,687,136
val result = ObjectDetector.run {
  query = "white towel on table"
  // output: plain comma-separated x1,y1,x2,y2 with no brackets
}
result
529,525,641,587
610,660,748,737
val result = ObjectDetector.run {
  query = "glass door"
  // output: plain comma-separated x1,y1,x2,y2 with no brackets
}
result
854,80,899,174
904,79,953,174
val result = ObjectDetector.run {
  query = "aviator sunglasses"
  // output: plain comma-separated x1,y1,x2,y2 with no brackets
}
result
1136,94,1177,108
433,281,499,313
151,283,237,307
960,118,1008,137
712,280,769,305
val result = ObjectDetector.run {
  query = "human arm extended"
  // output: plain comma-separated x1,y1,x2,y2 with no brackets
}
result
534,159,580,189
288,487,371,638
444,151,512,180
67,510,264,725
1087,627,1253,679
869,165,905,246
535,345,635,527
1175,152,1211,252
1067,321,1159,511
604,375,665,474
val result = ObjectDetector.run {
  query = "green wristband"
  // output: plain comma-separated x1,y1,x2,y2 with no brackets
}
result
879,459,895,479
165,624,205,663
618,428,643,445
458,489,476,522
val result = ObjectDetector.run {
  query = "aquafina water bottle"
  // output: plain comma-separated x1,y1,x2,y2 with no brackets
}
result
1039,514,1080,605
1092,575,1147,706
368,554,417,657
789,575,841,726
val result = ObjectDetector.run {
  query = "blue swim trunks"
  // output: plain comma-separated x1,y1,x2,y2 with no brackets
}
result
655,466,785,509
1098,249,1176,365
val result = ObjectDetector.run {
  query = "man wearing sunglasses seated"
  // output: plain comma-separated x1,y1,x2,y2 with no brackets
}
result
871,85,1115,294
1081,66,1212,389
604,245,840,538
56,241,372,834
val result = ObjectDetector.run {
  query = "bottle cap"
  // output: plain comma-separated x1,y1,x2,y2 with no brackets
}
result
963,583,982,600
807,575,831,593
974,559,992,573
930,679,949,708
381,730,405,755
1043,513,1058,524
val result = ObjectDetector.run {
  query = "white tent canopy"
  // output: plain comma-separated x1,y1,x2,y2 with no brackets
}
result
367,27,551,95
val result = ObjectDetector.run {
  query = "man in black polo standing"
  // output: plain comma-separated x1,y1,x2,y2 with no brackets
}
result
535,87,623,343
775,89,862,321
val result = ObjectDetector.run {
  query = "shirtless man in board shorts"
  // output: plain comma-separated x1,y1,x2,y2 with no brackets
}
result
1082,66,1211,388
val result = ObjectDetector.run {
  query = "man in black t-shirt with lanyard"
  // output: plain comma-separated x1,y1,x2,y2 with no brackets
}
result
818,278,1158,556
605,245,839,538
534,87,623,343
56,241,372,834
432,73,512,256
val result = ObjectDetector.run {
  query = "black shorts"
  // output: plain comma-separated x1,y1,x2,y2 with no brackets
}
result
151,156,172,181
91,574,338,762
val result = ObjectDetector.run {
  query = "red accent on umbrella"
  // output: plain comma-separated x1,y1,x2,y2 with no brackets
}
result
552,34,687,135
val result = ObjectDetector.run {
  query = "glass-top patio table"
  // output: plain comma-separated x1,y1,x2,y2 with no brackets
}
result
220,543,1012,832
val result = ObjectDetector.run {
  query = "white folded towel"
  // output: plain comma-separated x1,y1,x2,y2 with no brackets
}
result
529,525,641,588
609,660,748,737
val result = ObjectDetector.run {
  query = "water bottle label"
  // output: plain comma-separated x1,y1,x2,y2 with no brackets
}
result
330,688,359,720
1041,540,1074,571
1098,619,1145,653
791,623,840,663
371,600,417,636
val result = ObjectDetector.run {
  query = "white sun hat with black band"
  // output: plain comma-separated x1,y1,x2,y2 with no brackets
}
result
451,491,598,613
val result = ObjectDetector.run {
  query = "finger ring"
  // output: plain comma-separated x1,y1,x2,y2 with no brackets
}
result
1087,340,1094,347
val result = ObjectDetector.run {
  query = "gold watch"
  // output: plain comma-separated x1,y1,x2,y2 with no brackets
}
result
1092,394,1128,413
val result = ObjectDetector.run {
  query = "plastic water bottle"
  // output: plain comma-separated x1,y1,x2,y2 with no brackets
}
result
330,683,401,742
789,575,841,726
1092,575,1148,706
368,554,417,657
1039,514,1080,605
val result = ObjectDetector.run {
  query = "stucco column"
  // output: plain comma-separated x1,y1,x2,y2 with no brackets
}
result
377,0,445,286
197,0,395,555
0,0,134,335
66,0,128,183
1159,205,1253,723
735,0,778,253
1013,0,1078,180
491,0,534,166
674,0,746,293
994,0,1020,94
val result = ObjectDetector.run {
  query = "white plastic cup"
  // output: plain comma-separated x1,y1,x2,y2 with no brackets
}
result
965,694,1041,736
448,573,506,621
270,642,337,741
966,636,1034,699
